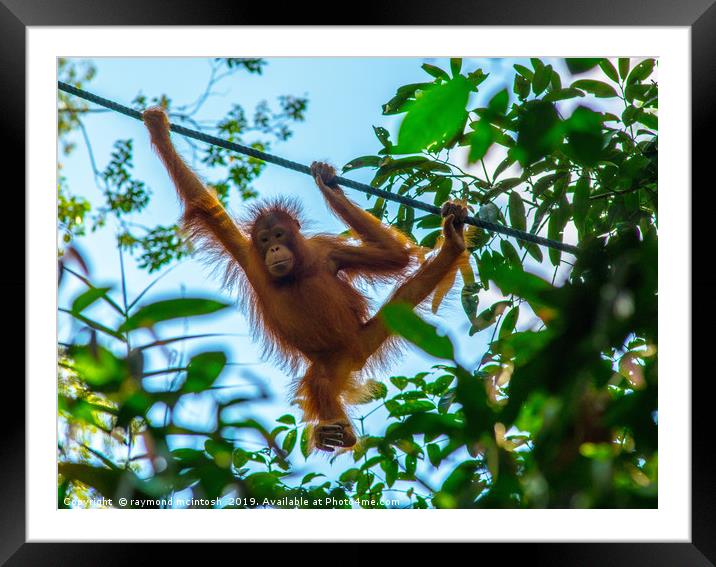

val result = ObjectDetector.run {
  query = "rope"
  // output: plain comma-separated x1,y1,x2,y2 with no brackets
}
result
58,81,579,255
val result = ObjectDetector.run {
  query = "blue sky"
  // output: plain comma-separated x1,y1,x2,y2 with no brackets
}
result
58,56,592,499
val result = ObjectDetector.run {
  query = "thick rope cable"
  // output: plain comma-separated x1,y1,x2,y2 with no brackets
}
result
58,81,579,255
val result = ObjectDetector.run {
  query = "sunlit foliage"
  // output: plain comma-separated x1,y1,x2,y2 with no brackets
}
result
58,57,657,509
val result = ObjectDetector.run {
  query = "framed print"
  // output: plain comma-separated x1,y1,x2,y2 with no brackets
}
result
2,0,712,563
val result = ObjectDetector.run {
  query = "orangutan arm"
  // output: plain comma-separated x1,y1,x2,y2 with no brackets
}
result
143,107,251,267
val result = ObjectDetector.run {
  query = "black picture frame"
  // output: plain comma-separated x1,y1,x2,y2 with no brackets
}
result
2,1,710,563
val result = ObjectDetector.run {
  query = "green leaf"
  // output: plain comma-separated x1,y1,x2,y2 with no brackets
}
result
479,257,555,310
532,64,552,96
382,156,450,175
542,88,585,102
474,109,514,131
493,130,516,148
460,282,480,325
404,456,418,479
431,374,456,396
61,308,126,341
300,426,311,458
621,155,651,181
450,58,463,77
627,58,655,84
380,303,454,360
419,229,442,249
204,439,233,468
636,109,658,130
468,120,494,163
277,414,296,426
356,471,374,495
437,389,457,414
618,58,631,80
245,472,281,500
525,158,555,177
548,214,564,266
394,76,471,154
550,69,562,90
525,242,543,263
115,389,153,427
388,399,435,417
570,79,618,98
366,197,386,221
427,443,442,467
493,156,516,179
624,83,656,104
416,214,443,229
469,300,510,334
564,106,605,167
342,155,380,173
532,173,559,197
599,59,619,82
493,177,522,193
573,176,591,234
508,191,526,232
600,115,620,126
467,69,489,88
119,298,230,332
565,58,602,74
71,286,113,314
513,74,531,100
59,396,117,428
173,448,206,464
530,58,544,72
232,448,250,468
385,412,463,442
301,472,325,485
500,240,522,268
513,64,534,80
381,458,399,487
455,369,493,439
395,204,415,237
69,344,128,389
488,88,509,115
282,429,297,454
397,82,433,96
433,177,453,205
422,63,450,81
382,84,429,116
340,468,361,483
513,100,563,166
184,351,226,393
373,126,391,147
499,306,520,339
438,461,483,503
622,105,638,126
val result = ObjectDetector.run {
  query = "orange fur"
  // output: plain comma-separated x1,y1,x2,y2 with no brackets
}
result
143,106,466,451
